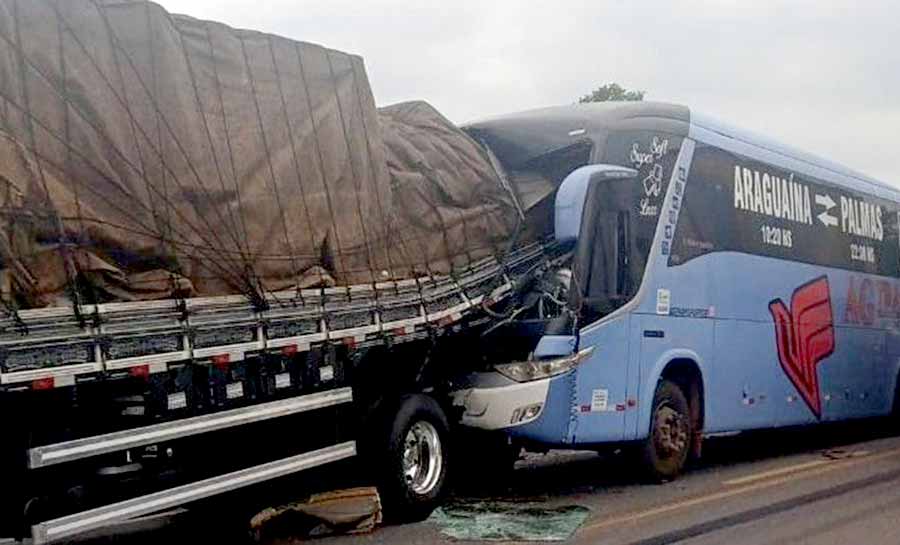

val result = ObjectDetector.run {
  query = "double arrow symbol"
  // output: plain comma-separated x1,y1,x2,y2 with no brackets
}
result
816,193,838,227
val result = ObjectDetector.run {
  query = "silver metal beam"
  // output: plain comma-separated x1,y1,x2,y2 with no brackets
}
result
28,388,353,469
31,441,356,545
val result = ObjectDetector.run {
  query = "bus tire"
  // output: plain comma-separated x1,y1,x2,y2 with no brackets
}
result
641,380,692,482
891,375,900,430
375,394,450,522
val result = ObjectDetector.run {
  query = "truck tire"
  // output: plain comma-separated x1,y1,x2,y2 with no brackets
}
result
375,394,450,522
641,380,692,482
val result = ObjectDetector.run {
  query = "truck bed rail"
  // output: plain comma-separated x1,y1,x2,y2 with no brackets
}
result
0,241,562,390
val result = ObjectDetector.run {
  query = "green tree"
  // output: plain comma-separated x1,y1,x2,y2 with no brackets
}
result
578,83,645,103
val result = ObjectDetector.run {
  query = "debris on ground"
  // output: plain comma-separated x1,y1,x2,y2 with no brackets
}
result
821,448,871,460
250,487,382,541
428,501,590,542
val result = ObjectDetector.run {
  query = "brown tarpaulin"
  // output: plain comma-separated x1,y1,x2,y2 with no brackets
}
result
379,101,517,275
0,0,518,309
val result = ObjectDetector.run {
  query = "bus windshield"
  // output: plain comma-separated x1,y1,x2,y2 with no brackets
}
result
571,175,656,323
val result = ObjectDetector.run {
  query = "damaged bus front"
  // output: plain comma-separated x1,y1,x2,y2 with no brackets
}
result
454,103,695,479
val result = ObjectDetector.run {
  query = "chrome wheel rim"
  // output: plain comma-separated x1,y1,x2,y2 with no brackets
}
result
402,421,443,495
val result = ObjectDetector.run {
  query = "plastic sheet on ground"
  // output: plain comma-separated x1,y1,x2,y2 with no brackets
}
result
428,500,590,542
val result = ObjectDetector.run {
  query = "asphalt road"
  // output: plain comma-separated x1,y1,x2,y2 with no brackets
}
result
71,420,900,545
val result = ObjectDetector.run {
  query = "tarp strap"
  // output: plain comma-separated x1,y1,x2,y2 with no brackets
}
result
348,64,401,280
239,33,299,309
201,20,253,274
45,0,254,294
177,20,253,270
0,29,248,299
267,34,325,290
295,42,348,279
13,0,83,320
325,51,377,284
97,0,257,290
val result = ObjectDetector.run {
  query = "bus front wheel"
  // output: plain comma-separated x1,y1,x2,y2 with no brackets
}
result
641,380,692,482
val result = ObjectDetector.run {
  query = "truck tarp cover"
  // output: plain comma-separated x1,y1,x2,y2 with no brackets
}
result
0,0,519,308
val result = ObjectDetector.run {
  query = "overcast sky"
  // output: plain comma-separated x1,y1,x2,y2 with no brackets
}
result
157,0,899,183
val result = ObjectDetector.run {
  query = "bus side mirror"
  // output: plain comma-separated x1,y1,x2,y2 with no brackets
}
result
554,164,638,244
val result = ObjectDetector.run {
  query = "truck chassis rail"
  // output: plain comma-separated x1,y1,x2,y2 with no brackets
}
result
0,242,561,391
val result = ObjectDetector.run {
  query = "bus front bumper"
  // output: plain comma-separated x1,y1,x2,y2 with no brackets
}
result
451,372,551,431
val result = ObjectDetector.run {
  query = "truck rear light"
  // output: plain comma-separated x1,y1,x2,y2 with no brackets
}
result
437,316,456,327
281,345,298,357
129,365,150,380
211,354,231,371
32,377,55,390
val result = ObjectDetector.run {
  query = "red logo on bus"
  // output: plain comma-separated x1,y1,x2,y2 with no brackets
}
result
768,276,835,419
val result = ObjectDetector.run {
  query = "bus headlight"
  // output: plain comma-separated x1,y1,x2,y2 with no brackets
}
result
494,347,594,383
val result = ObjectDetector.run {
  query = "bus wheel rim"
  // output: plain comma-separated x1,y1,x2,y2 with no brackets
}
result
654,405,688,457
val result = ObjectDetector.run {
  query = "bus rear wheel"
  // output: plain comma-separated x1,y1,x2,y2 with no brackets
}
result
641,380,692,482
891,375,900,430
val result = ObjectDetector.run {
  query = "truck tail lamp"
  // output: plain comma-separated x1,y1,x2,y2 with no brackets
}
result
494,346,594,383
32,377,55,390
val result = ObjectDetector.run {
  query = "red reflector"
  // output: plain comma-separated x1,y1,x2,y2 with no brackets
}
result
281,345,298,357
211,354,231,370
129,365,150,379
342,337,357,349
391,327,407,337
32,377,55,390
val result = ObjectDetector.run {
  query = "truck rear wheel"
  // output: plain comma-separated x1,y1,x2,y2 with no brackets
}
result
375,394,450,522
641,380,692,482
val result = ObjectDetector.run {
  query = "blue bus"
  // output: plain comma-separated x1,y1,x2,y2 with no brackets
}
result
454,102,900,479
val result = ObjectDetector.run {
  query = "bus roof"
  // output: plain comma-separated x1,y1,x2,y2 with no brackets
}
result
464,102,898,201
689,110,899,201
